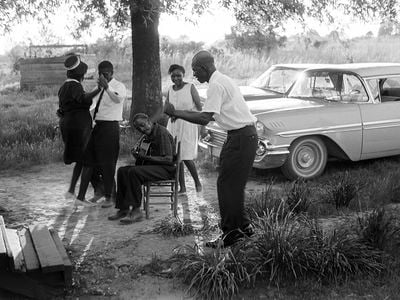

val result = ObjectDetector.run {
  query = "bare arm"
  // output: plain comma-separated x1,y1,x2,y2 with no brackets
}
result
164,102,214,125
84,87,101,101
190,84,202,111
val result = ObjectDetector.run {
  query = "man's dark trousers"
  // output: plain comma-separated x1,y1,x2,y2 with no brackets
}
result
217,125,258,236
84,121,119,199
115,165,175,210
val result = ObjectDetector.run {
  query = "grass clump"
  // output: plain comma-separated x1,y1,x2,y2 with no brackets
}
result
153,216,194,237
285,179,311,214
317,229,386,284
356,208,400,252
171,244,250,300
245,180,286,220
325,172,360,210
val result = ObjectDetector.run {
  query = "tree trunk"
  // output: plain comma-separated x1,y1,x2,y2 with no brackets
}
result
129,0,162,125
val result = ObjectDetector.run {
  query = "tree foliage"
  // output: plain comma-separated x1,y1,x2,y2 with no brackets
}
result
2,0,400,119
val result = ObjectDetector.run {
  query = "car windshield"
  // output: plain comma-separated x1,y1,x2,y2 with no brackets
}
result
288,70,369,102
250,67,302,94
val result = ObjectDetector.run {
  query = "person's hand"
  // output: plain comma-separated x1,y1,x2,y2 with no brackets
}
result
98,74,109,90
164,102,175,117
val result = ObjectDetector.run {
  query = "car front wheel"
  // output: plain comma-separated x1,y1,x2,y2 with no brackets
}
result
281,136,327,180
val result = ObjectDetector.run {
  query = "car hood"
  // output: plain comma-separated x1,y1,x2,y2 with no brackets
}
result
247,97,324,116
197,85,282,102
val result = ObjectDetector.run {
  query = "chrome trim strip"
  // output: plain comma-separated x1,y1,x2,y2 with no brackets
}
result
278,123,361,137
363,119,400,130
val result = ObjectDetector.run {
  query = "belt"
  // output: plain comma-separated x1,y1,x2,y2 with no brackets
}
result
227,124,255,135
95,120,119,124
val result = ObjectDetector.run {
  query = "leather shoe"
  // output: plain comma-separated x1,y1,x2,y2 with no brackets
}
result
108,210,129,221
119,210,143,225
101,198,114,208
205,232,241,248
242,224,255,237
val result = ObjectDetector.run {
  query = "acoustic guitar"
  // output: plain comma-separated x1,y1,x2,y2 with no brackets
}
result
131,135,151,165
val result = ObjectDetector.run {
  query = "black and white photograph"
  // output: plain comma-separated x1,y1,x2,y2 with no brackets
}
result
1,0,400,299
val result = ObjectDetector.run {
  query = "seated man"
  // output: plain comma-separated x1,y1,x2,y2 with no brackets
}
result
108,113,176,224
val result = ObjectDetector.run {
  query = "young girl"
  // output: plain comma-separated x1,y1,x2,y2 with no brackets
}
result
165,64,202,193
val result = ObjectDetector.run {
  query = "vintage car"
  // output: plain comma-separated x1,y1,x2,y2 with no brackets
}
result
197,63,321,102
200,63,400,179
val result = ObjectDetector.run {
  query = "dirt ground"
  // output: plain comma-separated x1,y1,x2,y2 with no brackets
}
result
0,157,266,299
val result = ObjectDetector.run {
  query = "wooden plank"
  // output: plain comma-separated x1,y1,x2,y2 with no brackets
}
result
0,216,12,260
0,216,9,270
5,229,26,272
18,228,40,272
49,229,72,287
29,225,64,273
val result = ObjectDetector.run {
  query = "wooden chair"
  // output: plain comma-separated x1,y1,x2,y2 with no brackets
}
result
142,141,181,219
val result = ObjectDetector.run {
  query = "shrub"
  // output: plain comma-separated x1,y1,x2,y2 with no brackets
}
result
236,211,320,286
171,244,250,300
318,229,386,283
325,172,360,210
245,180,286,220
153,217,194,237
356,208,400,251
285,179,311,214
370,172,400,204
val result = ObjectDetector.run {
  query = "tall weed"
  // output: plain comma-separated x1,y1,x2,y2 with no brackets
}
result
172,244,250,300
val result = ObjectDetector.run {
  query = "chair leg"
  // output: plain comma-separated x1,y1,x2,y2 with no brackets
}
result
145,184,150,219
173,183,178,217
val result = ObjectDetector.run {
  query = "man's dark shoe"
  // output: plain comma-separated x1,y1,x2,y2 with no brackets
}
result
119,209,143,225
101,198,114,208
205,232,241,248
242,224,255,237
108,210,129,221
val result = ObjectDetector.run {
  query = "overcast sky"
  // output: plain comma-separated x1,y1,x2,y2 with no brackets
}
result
0,4,380,55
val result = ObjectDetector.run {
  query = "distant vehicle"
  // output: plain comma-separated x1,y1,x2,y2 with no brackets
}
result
197,64,319,102
200,63,400,180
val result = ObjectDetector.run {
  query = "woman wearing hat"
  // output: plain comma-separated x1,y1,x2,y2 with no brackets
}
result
58,54,101,206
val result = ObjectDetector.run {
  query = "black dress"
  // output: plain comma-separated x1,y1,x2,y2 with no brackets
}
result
58,80,93,164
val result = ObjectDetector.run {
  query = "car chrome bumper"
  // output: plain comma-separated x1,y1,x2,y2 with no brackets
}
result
198,139,289,169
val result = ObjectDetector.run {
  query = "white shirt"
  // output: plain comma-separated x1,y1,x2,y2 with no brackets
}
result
91,78,127,121
202,71,256,131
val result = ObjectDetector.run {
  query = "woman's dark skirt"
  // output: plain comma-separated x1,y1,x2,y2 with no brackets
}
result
60,110,92,165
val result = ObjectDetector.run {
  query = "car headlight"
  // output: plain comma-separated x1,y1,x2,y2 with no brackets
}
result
256,141,266,156
255,121,267,136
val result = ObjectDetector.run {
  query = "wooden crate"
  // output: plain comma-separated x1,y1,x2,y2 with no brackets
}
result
0,216,72,299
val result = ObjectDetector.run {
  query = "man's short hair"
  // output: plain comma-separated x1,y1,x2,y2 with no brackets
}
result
132,113,149,125
192,50,214,67
98,60,113,70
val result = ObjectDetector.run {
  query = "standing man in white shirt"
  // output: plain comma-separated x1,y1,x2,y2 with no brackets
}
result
75,60,127,207
164,50,258,248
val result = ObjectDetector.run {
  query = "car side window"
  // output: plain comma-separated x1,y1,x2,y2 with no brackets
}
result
341,74,369,102
366,79,380,102
380,77,400,102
